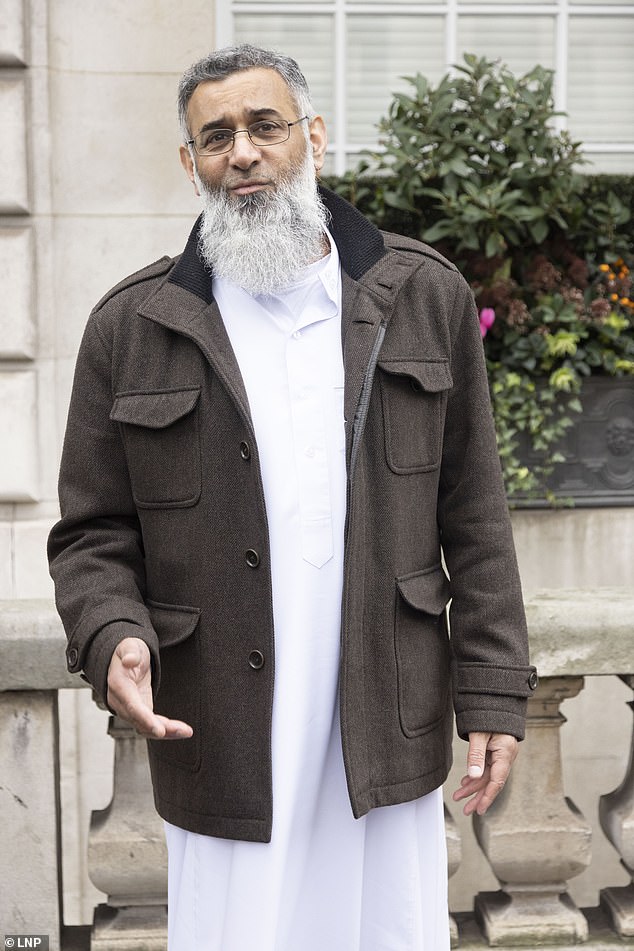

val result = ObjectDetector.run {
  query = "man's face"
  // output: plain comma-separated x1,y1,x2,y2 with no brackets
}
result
180,68,327,199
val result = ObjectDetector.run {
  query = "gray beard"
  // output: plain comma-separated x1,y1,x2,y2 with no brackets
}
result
195,154,330,296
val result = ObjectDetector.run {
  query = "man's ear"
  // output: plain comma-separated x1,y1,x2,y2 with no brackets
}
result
308,116,328,173
179,145,200,196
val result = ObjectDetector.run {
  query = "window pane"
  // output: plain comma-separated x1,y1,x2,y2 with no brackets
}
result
321,152,336,176
234,14,335,131
582,152,634,174
568,17,634,143
460,0,546,4
456,16,555,76
346,0,440,4
345,150,367,171
346,15,445,144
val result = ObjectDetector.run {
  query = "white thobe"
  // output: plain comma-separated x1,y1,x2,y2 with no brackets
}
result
165,236,449,951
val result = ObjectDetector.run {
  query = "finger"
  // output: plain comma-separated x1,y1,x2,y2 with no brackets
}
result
119,648,145,669
472,776,507,816
109,679,162,735
115,638,150,672
154,714,194,740
467,731,491,779
452,774,486,800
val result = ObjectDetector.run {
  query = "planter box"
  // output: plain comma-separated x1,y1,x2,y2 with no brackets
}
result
511,376,634,508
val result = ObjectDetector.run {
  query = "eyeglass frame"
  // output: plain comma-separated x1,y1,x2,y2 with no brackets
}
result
186,115,310,157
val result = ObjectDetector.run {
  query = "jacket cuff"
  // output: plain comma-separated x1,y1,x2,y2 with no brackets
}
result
65,597,154,671
453,663,538,741
454,662,538,697
455,701,529,741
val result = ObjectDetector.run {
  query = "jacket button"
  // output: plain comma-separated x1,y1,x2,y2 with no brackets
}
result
410,378,423,393
67,647,79,668
240,441,251,460
245,549,260,568
528,671,539,690
249,650,265,670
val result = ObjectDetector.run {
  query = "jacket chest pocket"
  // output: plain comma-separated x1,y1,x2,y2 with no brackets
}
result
378,359,452,474
110,387,202,508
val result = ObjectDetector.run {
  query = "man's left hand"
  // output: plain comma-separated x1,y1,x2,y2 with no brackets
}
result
452,732,518,816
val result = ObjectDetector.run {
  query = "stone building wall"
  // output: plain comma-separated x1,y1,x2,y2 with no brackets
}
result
2,0,216,924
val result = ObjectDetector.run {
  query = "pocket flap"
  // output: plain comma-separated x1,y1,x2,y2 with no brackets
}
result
397,566,451,615
110,388,200,429
147,600,201,648
379,359,452,393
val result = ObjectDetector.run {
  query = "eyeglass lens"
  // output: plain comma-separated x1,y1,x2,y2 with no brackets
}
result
195,119,291,155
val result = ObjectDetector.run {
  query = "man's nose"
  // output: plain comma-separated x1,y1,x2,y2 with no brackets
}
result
229,130,262,168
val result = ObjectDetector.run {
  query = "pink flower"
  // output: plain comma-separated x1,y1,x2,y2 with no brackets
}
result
479,307,496,337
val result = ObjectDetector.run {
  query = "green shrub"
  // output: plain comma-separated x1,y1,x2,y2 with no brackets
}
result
325,55,633,504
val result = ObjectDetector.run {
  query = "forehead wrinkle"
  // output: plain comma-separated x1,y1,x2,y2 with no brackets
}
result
197,106,285,134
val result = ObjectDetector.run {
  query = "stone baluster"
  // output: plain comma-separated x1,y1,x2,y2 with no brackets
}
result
445,804,462,947
473,676,592,946
599,673,634,937
88,711,168,949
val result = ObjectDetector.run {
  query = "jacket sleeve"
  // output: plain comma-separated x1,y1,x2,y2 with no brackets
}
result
438,274,537,741
47,312,161,705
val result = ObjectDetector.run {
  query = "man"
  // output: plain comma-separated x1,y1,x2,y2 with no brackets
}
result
49,44,537,951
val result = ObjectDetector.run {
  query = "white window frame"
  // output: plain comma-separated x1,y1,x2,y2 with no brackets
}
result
216,0,634,175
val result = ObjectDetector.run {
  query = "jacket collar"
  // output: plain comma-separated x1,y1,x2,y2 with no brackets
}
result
167,184,388,304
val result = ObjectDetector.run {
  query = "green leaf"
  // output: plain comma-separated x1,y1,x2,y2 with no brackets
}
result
421,220,456,242
383,191,415,212
485,232,506,257
513,206,546,222
529,219,549,243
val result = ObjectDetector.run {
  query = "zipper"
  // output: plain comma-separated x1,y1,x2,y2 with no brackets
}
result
340,317,387,814
349,321,387,481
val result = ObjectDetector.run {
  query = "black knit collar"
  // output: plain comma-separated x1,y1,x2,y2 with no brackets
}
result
168,184,387,304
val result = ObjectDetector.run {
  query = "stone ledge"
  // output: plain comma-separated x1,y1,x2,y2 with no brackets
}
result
0,598,80,690
3,587,634,690
525,587,634,678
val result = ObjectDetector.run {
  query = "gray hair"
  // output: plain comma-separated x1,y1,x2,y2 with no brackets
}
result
177,44,315,142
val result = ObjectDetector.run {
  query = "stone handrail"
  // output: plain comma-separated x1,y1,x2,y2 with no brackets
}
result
2,591,634,950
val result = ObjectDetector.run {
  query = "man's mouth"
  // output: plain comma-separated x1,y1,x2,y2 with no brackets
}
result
229,181,272,196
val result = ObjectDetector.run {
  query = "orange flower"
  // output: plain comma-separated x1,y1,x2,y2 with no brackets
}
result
610,293,619,301
599,263,610,272
620,297,631,306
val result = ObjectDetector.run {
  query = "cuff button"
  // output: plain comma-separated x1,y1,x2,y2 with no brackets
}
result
249,650,265,670
528,671,539,690
67,647,79,668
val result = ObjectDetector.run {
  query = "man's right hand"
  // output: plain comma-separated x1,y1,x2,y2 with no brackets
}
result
106,636,193,740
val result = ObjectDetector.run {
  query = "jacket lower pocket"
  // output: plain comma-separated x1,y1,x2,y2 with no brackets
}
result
394,566,451,737
147,599,201,769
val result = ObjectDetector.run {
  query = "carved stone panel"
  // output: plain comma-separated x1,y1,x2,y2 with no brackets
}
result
0,0,26,67
0,75,29,214
0,226,35,357
0,369,39,501
515,377,634,507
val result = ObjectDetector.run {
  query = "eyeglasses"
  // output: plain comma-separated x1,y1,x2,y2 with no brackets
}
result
187,116,309,157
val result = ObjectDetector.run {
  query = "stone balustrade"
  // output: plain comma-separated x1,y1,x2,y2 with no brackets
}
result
2,591,634,950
